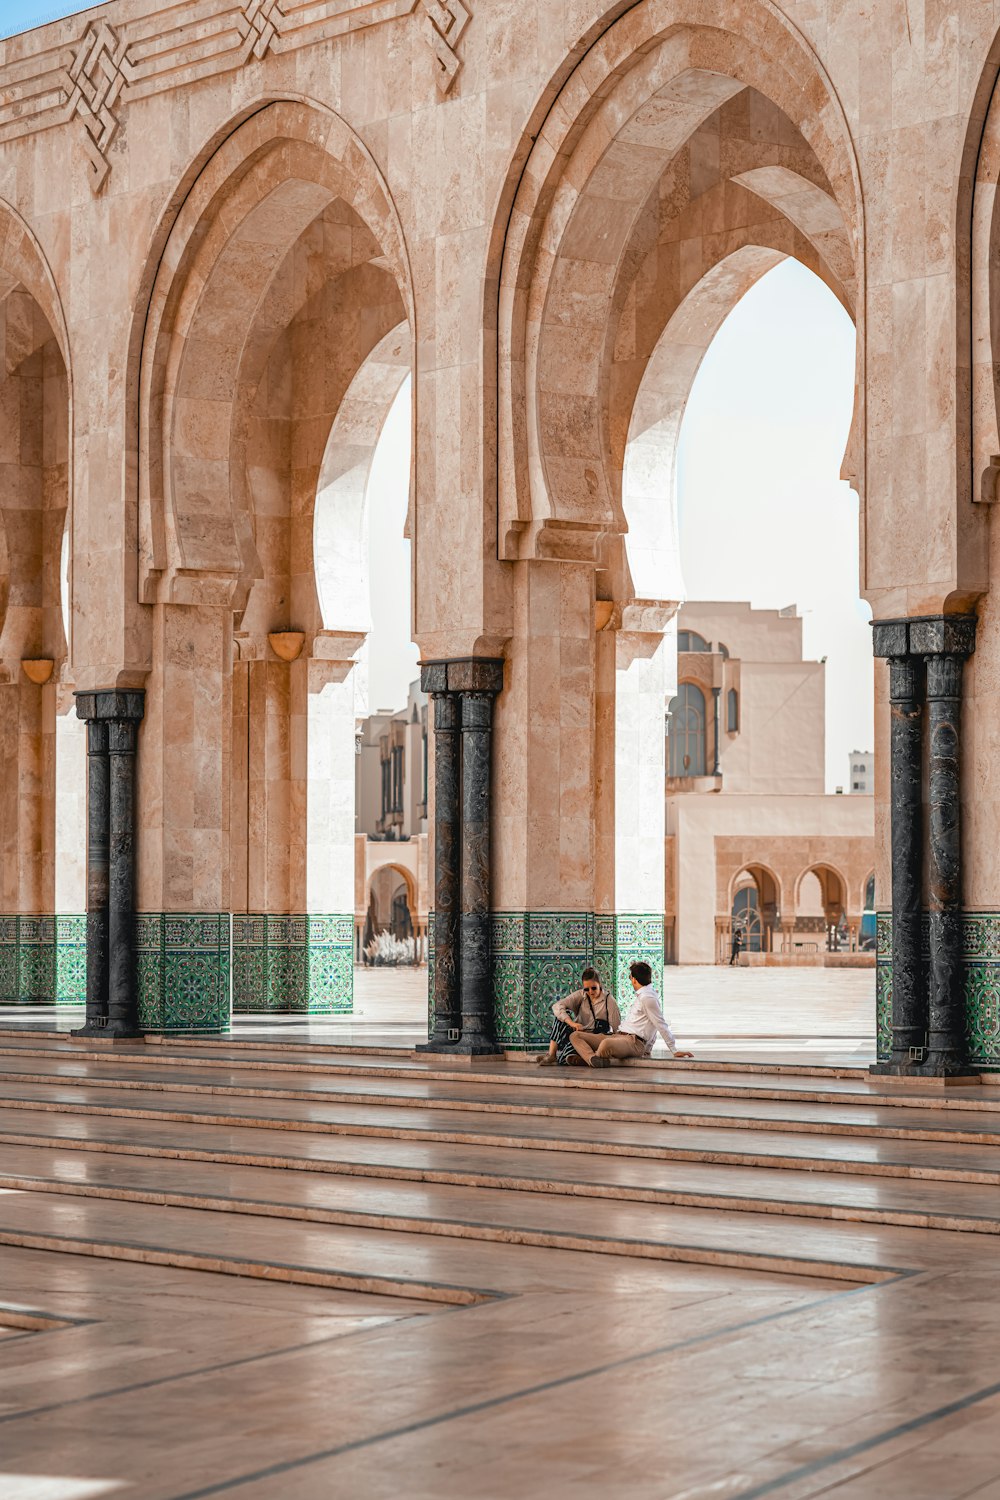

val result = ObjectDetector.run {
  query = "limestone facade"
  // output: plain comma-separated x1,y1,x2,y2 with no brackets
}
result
0,0,997,1066
665,603,875,966
354,679,430,962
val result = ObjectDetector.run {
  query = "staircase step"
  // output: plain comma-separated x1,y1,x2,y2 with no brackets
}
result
0,1076,999,1150
0,1041,995,1113
2,1135,998,1236
0,1170,911,1286
1,1099,997,1191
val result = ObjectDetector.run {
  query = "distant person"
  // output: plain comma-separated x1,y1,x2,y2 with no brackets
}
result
569,961,693,1068
730,927,743,965
537,967,619,1066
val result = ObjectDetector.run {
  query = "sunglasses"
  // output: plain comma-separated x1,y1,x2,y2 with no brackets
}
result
583,984,601,994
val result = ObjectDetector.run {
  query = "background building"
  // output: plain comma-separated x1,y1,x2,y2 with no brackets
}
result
665,603,874,964
354,681,429,963
849,751,873,795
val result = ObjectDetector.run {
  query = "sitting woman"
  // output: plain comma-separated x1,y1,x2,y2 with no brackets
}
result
536,967,620,1066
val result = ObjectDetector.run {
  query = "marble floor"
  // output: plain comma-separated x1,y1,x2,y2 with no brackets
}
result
0,1029,997,1497
0,965,877,1067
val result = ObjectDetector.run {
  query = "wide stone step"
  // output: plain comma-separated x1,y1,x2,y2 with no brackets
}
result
2,1135,998,1238
0,1040,996,1115
3,1049,1000,1125
0,1167,920,1286
1,1075,999,1149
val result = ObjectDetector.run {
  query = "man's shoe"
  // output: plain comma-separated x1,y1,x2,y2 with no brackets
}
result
588,1055,610,1068
536,1054,556,1066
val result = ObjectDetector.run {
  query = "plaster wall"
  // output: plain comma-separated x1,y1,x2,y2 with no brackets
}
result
668,792,875,963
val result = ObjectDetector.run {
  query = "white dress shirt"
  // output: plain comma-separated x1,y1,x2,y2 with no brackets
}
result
619,983,678,1053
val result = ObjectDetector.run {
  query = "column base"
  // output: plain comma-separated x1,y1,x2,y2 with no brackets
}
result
70,1022,143,1043
417,1036,503,1059
870,1064,981,1087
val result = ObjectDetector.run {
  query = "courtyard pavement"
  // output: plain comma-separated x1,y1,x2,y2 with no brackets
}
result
0,965,876,1066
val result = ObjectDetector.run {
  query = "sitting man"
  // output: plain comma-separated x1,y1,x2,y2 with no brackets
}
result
569,960,693,1068
537,967,620,1066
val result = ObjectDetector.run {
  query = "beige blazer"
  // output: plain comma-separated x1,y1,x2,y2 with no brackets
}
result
552,986,621,1032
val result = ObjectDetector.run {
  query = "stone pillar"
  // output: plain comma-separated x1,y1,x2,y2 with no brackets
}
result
108,712,141,1034
872,626,925,1070
914,617,977,1075
82,719,109,1030
872,616,977,1078
420,658,504,1054
423,684,460,1047
74,690,145,1037
459,679,504,1053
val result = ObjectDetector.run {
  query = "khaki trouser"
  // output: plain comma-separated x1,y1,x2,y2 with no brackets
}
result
569,1029,647,1065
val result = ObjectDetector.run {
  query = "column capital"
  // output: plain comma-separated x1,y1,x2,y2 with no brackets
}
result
419,658,504,696
74,689,146,723
872,615,977,661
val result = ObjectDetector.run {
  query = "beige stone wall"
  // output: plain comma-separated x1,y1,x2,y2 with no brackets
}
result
667,793,875,963
0,0,998,930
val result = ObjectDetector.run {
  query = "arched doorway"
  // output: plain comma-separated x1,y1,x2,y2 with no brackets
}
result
797,865,849,953
133,100,417,1026
0,203,74,1010
489,6,865,1041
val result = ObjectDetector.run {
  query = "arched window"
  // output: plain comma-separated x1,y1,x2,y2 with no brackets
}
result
727,688,739,732
668,684,707,776
717,642,730,660
677,629,710,652
864,873,875,911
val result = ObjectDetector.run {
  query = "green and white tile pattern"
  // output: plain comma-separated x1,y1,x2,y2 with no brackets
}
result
875,911,1000,1070
492,910,666,1050
232,914,353,1014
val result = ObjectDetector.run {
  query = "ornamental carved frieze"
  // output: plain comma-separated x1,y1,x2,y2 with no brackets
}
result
0,0,472,193
65,20,131,193
418,0,471,95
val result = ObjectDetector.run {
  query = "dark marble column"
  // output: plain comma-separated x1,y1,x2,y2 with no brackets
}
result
712,687,722,775
871,624,926,1073
74,690,145,1039
418,658,504,1055
80,719,110,1033
107,713,141,1036
458,689,498,1053
420,681,460,1049
912,616,976,1076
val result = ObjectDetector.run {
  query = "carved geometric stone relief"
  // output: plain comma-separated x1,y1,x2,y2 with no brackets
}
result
64,20,131,193
0,0,472,192
418,0,471,94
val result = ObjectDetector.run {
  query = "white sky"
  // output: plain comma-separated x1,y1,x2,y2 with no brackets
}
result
675,258,869,792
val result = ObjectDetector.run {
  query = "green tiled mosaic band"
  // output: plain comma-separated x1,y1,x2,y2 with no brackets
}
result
232,914,353,1014
492,911,666,1051
137,913,230,1033
0,915,86,1005
876,911,1000,1070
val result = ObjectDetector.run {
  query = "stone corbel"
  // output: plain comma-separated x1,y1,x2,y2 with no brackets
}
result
311,629,367,666
510,519,609,565
978,456,1000,504
619,599,680,635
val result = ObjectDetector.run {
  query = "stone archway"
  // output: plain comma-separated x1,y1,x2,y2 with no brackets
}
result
482,6,863,1042
0,200,73,1007
124,100,415,1028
